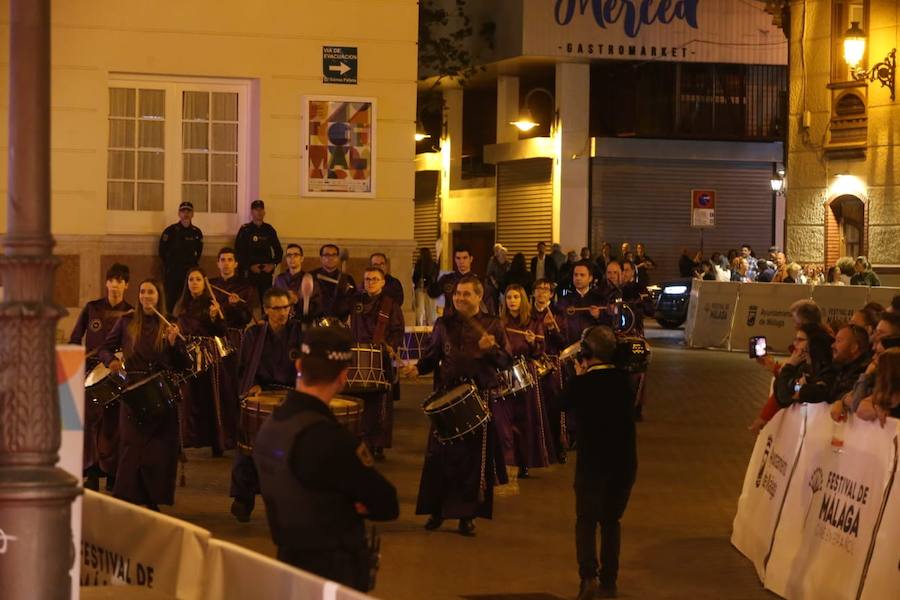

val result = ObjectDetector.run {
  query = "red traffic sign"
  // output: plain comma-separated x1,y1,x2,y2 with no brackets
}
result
692,189,716,209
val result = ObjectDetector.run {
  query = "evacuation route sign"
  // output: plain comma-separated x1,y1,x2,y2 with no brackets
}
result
691,189,716,228
322,46,358,84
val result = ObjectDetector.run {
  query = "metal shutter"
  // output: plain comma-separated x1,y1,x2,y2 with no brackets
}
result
591,157,773,282
414,171,440,261
496,158,553,259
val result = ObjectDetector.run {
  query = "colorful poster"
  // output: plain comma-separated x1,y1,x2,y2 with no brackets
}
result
57,344,85,600
302,96,375,197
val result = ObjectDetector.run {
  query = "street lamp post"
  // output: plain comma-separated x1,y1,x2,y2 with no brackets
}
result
0,1,80,598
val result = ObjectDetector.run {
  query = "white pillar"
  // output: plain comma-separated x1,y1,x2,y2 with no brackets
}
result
496,75,520,144
443,87,463,191
555,62,591,252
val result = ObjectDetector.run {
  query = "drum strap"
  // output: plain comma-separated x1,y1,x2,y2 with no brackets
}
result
372,296,394,346
239,322,269,396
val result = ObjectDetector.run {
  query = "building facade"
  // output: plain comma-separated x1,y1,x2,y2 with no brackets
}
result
785,0,900,283
0,0,419,335
417,0,788,281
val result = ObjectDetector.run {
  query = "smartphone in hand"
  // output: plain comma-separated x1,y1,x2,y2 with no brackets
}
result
749,336,767,359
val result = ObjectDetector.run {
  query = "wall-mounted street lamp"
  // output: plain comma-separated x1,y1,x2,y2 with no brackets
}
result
510,87,555,132
844,21,896,100
414,122,431,142
770,167,786,196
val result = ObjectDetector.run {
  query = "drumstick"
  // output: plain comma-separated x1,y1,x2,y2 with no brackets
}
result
149,305,188,341
565,305,608,316
205,277,227,320
463,315,499,348
506,327,545,340
383,343,408,368
209,283,247,303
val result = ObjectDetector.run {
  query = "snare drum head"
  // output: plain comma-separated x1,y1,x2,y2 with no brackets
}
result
330,395,361,414
244,390,289,409
85,362,111,387
560,342,581,360
423,383,472,411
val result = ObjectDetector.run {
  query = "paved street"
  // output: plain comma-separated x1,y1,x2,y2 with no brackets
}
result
161,325,779,599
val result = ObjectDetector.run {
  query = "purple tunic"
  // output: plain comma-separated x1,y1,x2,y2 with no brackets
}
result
176,296,231,451
238,320,303,394
310,267,356,319
428,271,496,317
349,292,405,449
100,313,185,506
556,288,610,346
534,304,569,450
274,269,324,323
414,312,512,519
70,297,133,475
493,315,554,468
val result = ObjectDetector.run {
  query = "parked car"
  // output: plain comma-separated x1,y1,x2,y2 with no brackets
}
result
654,278,692,328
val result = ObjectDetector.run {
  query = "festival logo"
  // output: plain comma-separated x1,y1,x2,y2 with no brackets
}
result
747,305,758,327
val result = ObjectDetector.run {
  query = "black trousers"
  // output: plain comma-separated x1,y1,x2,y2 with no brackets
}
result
247,269,273,306
575,479,633,585
230,451,259,508
164,267,189,313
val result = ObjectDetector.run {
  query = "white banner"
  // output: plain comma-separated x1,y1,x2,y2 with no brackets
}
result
730,283,813,354
731,404,807,580
522,0,787,64
812,285,870,329
56,344,85,600
684,280,739,349
858,430,900,600
80,490,210,599
204,539,374,600
764,405,898,599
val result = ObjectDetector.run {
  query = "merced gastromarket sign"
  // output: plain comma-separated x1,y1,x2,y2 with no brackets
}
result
523,0,787,65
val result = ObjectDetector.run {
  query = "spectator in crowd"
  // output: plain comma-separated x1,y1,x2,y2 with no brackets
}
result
779,324,870,407
756,260,775,282
871,348,900,422
678,249,698,278
713,254,731,282
825,266,844,285
558,250,579,293
619,242,631,260
486,244,509,307
580,247,592,262
503,252,534,295
836,256,855,285
774,323,836,407
772,252,789,282
740,245,757,280
696,260,716,281
596,243,613,273
850,256,881,287
767,246,779,263
550,243,567,273
790,299,824,329
730,257,749,282
531,242,558,284
805,264,824,285
633,243,655,285
890,294,900,313
785,262,804,284
850,302,884,340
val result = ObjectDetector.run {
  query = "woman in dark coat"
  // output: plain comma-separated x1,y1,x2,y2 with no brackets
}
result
99,278,186,509
174,267,230,455
502,253,534,296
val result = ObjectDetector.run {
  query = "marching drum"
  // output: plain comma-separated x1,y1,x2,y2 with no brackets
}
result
496,357,536,397
559,341,582,380
185,335,235,374
239,389,363,454
343,344,391,394
398,325,433,365
120,371,181,428
84,359,127,408
531,354,556,379
314,316,348,329
422,383,489,443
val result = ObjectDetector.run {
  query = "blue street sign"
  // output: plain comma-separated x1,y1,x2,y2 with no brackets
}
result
323,46,358,84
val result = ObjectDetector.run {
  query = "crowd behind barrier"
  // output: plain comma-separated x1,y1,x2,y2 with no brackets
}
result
80,490,376,600
685,281,900,353
732,403,900,599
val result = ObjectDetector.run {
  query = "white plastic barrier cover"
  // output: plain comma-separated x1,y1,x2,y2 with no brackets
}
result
729,283,813,354
811,285,869,328
864,286,900,310
684,280,740,349
731,404,807,580
859,429,900,600
81,490,210,599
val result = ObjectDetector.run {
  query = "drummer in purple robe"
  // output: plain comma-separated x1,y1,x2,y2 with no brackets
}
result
498,284,555,479
273,243,322,325
556,260,609,346
403,274,511,536
98,278,187,510
427,246,495,316
310,243,355,319
70,262,133,492
532,278,569,463
369,253,404,307
230,287,303,522
349,266,404,460
174,267,230,456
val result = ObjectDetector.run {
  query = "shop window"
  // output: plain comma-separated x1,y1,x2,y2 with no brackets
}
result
106,76,253,234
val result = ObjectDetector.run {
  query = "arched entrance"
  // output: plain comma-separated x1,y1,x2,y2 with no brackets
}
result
825,194,866,265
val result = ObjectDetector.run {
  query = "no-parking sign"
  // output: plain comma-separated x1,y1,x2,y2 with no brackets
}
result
691,189,716,227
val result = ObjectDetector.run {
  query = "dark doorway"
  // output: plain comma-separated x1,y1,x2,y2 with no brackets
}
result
450,223,495,279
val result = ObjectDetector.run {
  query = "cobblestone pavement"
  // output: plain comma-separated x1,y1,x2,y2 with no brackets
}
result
162,324,780,599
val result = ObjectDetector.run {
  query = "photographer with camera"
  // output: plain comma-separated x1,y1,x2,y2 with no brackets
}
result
559,326,637,600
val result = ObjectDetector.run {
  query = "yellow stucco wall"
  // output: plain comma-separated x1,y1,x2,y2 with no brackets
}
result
0,0,417,241
786,0,900,266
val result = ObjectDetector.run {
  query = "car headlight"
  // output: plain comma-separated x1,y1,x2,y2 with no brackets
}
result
662,285,687,295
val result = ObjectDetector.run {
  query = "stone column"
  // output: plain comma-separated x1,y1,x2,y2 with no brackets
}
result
555,62,591,252
0,1,81,598
496,75,520,144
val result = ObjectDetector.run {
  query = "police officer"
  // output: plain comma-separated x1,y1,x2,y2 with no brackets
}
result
159,201,203,312
254,327,399,592
235,199,283,304
559,326,637,600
